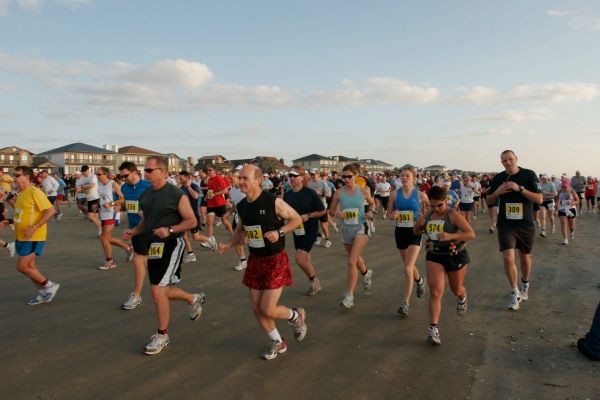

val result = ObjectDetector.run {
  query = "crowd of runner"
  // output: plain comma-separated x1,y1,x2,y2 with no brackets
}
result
0,151,598,361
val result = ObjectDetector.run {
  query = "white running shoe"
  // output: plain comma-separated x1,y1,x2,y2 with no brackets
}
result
215,220,222,227
189,292,206,321
97,229,102,238
144,333,170,355
56,212,63,222
570,231,575,239
262,339,287,360
126,246,134,262
416,277,425,298
341,292,354,308
28,282,61,305
98,260,117,270
456,295,468,315
323,239,332,248
234,260,248,271
288,308,307,342
362,269,373,291
306,277,322,296
314,236,322,246
519,282,529,301
427,326,442,345
182,253,197,263
208,236,217,252
562,238,569,245
398,300,409,316
507,290,521,311
121,292,142,310
6,241,15,257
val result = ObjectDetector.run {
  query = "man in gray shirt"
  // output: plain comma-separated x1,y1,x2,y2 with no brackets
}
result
571,170,586,213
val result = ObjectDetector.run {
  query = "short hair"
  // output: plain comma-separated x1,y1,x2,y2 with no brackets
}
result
179,170,191,178
501,150,516,157
119,161,137,172
208,164,219,171
98,166,110,175
427,186,447,201
146,156,168,170
342,163,360,175
81,165,90,173
400,166,416,177
15,165,35,181
289,165,305,175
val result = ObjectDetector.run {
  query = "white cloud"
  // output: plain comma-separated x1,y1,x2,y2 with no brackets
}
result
126,59,213,89
472,108,552,122
451,129,540,139
17,0,43,12
458,83,598,105
456,86,500,105
0,0,9,16
547,8,600,32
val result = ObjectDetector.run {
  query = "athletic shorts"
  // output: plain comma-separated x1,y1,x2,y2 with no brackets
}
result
318,213,328,223
379,196,389,209
101,219,116,226
497,225,535,254
293,231,318,252
207,205,227,218
243,250,293,290
87,199,100,213
558,208,577,219
394,227,422,250
200,197,207,207
47,196,57,205
15,240,46,257
533,203,540,212
460,202,474,212
587,196,596,206
146,237,184,286
576,192,585,201
77,197,87,205
541,199,555,209
190,213,202,234
473,196,480,202
426,249,470,272
341,223,371,245
374,194,382,200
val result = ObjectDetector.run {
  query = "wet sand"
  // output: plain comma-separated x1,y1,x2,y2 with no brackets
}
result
1,206,599,400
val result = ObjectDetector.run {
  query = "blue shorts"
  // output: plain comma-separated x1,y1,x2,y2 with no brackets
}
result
16,241,46,256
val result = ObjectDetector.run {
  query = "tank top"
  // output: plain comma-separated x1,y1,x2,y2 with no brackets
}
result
236,190,284,256
394,187,420,228
424,210,462,253
98,179,115,220
558,191,576,211
339,186,366,226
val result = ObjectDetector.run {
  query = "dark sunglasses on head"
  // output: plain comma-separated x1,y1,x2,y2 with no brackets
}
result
144,168,161,173
342,175,354,179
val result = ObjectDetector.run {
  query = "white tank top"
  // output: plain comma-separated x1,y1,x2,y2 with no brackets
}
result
98,179,115,220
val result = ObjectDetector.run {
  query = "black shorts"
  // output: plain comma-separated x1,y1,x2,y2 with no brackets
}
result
77,198,87,206
394,227,422,250
208,205,227,218
374,194,382,200
460,202,474,212
293,232,318,252
379,196,389,209
541,199,555,209
533,203,540,211
87,199,99,213
426,249,470,272
558,208,577,219
200,197,207,207
497,225,535,254
587,196,596,206
576,192,584,202
473,196,480,202
47,196,57,205
190,213,202,233
142,236,185,286
318,213,328,223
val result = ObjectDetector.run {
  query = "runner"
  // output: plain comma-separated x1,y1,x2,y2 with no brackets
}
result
227,174,248,271
387,166,427,316
217,164,307,360
123,156,206,355
414,186,475,345
307,168,332,248
375,174,391,219
458,174,478,225
205,165,233,247
584,176,597,214
570,171,586,213
79,165,102,237
557,180,579,245
487,150,542,311
40,170,62,222
12,166,60,305
284,166,326,296
539,175,557,237
96,167,132,270
118,161,151,310
329,164,375,309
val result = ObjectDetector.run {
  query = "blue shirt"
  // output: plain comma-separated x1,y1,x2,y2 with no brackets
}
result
121,179,151,228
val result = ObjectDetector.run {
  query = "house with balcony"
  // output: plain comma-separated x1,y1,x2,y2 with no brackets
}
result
292,154,338,173
196,155,233,171
360,158,394,174
36,142,117,175
117,145,163,169
0,146,34,172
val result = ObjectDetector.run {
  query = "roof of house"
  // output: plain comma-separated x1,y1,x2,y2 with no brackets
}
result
37,142,115,155
292,153,334,162
32,156,58,167
0,146,35,154
118,146,162,155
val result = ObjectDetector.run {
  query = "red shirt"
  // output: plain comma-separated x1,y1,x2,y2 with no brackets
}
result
419,182,431,192
207,175,229,208
584,181,597,198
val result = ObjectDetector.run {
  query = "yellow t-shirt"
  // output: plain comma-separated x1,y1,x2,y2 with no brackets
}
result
0,174,13,193
14,186,53,241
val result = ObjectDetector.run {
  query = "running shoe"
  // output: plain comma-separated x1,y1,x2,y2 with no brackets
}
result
288,308,307,342
28,282,61,305
262,339,287,360
489,226,495,234
97,229,102,238
570,231,575,239
362,269,373,291
457,295,468,315
200,241,210,248
182,253,197,263
98,260,117,270
189,292,206,321
208,236,217,252
341,292,354,308
331,223,339,233
382,213,387,220
56,212,63,222
540,230,546,238
507,290,521,311
562,239,569,245
216,220,222,227
126,246,134,262
427,326,442,345
306,277,321,296
6,241,15,257
121,292,142,310
323,239,332,248
551,226,556,234
416,277,425,298
398,300,409,316
519,282,529,301
144,333,170,355
369,220,375,233
314,236,322,246
234,260,247,271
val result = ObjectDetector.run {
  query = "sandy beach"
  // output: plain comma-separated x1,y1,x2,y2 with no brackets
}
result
1,206,598,400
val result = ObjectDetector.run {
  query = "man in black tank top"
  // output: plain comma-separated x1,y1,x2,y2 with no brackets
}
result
218,165,307,360
123,156,206,355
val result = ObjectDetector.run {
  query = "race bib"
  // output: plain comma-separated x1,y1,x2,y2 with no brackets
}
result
505,203,523,220
294,223,305,236
14,208,23,223
125,200,139,213
244,224,265,248
426,219,445,240
148,242,164,259
396,210,414,228
343,208,359,225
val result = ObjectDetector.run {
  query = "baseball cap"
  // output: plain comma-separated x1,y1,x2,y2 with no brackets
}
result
193,171,200,176
288,169,300,177
310,168,319,174
75,171,82,175
263,173,269,177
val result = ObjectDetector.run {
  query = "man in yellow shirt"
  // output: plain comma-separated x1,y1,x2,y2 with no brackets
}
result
13,166,60,305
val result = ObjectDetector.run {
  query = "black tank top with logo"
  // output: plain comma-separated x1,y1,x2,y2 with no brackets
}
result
237,190,284,256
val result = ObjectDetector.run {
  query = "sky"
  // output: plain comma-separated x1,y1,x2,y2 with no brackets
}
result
1,0,599,176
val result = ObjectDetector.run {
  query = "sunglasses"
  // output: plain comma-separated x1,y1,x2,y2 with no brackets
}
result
342,175,354,179
120,173,130,179
96,173,104,176
288,174,300,178
144,168,161,173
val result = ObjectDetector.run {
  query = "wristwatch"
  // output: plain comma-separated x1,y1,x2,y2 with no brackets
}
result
278,229,285,237
168,226,174,234
519,186,525,193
